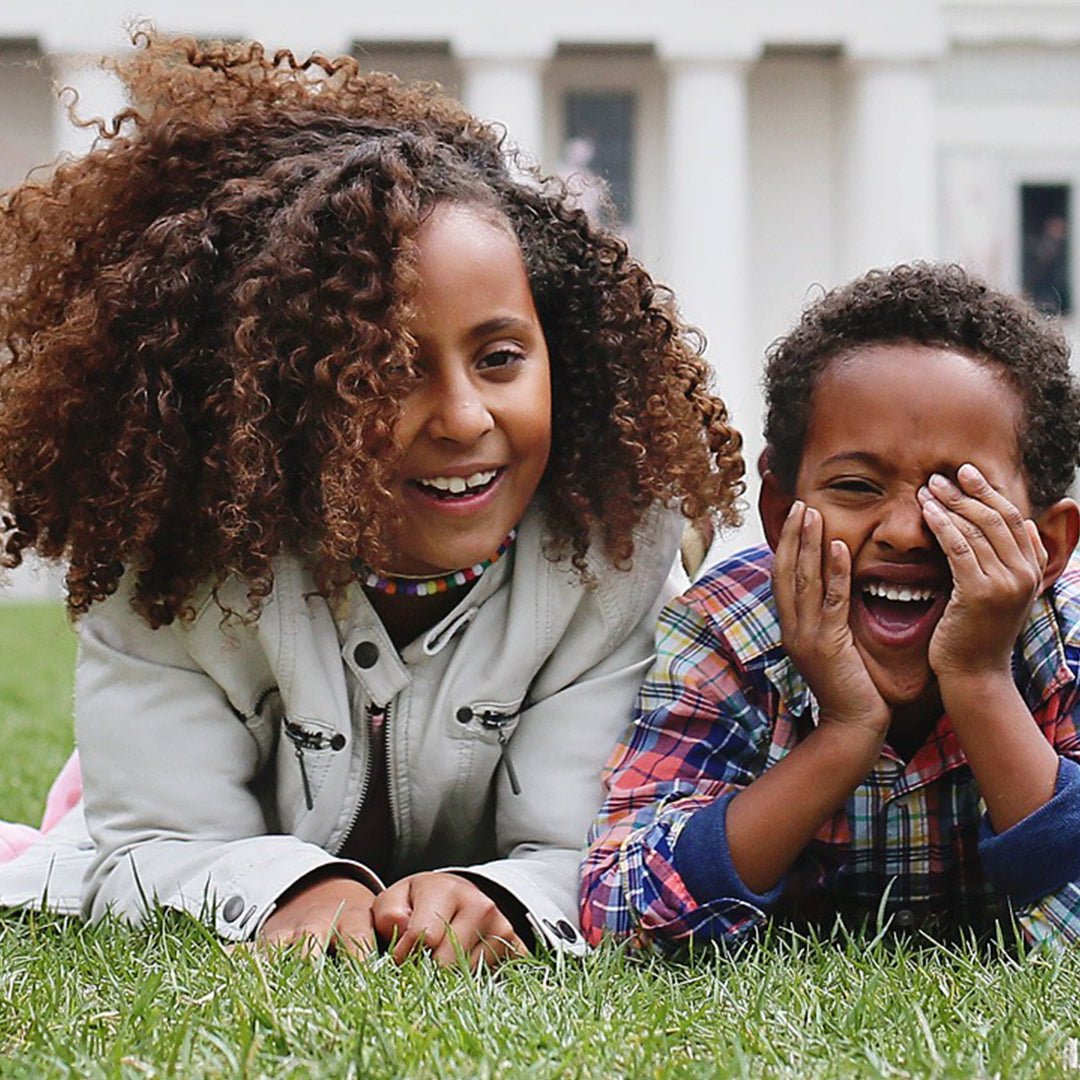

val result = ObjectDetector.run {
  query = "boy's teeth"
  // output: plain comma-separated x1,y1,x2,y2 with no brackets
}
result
418,470,496,494
864,582,937,603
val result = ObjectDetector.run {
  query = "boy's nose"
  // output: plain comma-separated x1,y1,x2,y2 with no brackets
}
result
874,496,935,551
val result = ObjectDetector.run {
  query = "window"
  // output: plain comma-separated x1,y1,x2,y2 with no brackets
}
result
1021,183,1071,316
559,91,636,228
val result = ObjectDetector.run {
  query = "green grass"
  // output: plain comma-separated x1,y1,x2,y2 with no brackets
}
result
0,602,78,824
2,603,1080,1078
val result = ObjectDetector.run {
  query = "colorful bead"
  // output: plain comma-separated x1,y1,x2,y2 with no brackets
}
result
358,529,517,597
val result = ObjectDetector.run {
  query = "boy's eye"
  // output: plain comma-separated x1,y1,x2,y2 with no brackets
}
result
828,478,880,495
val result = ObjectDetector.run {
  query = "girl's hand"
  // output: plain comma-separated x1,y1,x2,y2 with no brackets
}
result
259,876,377,957
918,464,1047,681
773,501,890,737
372,872,527,969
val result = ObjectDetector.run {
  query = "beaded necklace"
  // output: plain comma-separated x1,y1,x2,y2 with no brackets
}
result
359,529,516,597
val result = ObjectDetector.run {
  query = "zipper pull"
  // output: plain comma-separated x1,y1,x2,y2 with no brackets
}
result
497,730,521,796
293,744,314,810
284,721,315,810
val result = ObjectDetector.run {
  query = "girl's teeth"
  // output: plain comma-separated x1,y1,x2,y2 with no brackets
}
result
864,582,936,603
419,470,496,494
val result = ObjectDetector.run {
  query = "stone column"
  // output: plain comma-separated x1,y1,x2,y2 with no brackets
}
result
841,59,938,276
664,56,757,547
460,56,546,169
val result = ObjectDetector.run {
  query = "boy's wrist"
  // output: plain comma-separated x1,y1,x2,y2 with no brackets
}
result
936,667,1018,718
811,715,887,773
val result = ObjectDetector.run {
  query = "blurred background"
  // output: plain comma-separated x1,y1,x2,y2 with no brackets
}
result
1,0,1078,595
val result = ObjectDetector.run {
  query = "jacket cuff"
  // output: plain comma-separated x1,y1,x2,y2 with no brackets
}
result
979,756,1080,906
673,791,785,910
195,846,384,941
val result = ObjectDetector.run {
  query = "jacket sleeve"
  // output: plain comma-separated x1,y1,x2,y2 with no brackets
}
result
451,511,688,955
75,585,377,941
579,593,782,953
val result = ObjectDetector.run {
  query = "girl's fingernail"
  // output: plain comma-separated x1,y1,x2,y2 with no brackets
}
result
958,463,980,482
922,497,943,515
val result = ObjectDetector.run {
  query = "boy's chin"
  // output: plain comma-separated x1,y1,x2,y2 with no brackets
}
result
864,656,940,714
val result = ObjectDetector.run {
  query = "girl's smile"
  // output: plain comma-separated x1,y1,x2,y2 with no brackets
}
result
387,202,551,577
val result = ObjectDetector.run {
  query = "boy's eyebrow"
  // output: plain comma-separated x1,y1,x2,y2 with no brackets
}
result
819,451,888,470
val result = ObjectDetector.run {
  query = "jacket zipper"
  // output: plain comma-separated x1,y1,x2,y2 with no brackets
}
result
334,701,393,854
283,718,336,811
477,710,521,795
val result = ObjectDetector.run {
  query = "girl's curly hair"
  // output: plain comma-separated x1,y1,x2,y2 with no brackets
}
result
0,31,743,626
764,262,1080,510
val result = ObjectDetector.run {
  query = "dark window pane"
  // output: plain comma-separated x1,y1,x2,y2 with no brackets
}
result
561,91,635,226
1021,183,1071,316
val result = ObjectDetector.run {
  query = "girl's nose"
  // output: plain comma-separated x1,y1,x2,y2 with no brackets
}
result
425,386,495,444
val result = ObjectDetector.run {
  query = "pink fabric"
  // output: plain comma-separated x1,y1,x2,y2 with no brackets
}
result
0,750,82,862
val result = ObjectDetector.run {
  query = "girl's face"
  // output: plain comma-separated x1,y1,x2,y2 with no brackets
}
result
386,202,552,576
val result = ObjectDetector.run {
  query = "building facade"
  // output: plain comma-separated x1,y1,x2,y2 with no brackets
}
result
0,1,1078,594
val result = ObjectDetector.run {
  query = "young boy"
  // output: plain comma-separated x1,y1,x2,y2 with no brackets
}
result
581,263,1080,950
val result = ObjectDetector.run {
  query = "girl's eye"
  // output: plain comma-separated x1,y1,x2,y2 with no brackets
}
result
477,348,525,373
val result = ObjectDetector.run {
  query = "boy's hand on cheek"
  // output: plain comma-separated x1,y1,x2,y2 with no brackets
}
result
773,501,890,738
372,872,527,970
918,464,1047,682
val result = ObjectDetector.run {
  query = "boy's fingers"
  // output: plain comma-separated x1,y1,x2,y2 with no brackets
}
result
931,466,1037,569
793,505,824,619
772,500,805,622
921,494,985,580
821,539,852,625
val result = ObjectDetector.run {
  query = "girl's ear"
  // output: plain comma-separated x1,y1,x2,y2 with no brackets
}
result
1036,497,1080,591
759,470,795,553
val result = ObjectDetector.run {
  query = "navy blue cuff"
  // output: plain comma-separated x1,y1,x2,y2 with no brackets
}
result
979,757,1080,906
673,791,785,909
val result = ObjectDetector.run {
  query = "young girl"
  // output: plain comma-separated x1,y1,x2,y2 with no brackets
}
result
0,34,742,967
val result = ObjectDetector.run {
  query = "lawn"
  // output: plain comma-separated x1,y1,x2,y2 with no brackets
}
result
1,602,1080,1078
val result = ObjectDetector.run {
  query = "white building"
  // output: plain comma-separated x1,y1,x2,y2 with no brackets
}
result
0,1,1078,595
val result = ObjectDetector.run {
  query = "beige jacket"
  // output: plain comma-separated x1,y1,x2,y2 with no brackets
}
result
0,505,685,953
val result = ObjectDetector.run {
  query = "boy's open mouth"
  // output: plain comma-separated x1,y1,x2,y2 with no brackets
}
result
855,579,950,649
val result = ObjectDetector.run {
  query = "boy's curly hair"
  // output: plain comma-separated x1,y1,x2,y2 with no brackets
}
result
0,32,743,626
764,262,1080,508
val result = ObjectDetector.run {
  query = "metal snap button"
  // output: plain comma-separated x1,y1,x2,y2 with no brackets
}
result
222,895,244,923
353,641,379,669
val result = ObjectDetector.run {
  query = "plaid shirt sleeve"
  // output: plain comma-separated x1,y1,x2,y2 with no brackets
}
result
990,572,1080,948
580,586,780,951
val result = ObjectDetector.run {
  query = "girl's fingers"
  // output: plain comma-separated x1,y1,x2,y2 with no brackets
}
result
371,878,417,961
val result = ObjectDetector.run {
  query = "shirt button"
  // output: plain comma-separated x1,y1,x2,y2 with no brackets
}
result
894,908,915,929
221,895,244,923
353,641,379,669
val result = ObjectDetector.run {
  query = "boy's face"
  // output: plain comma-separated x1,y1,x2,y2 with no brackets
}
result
781,342,1030,709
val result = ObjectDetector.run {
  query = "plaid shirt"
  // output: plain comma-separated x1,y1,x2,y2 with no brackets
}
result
582,546,1080,950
